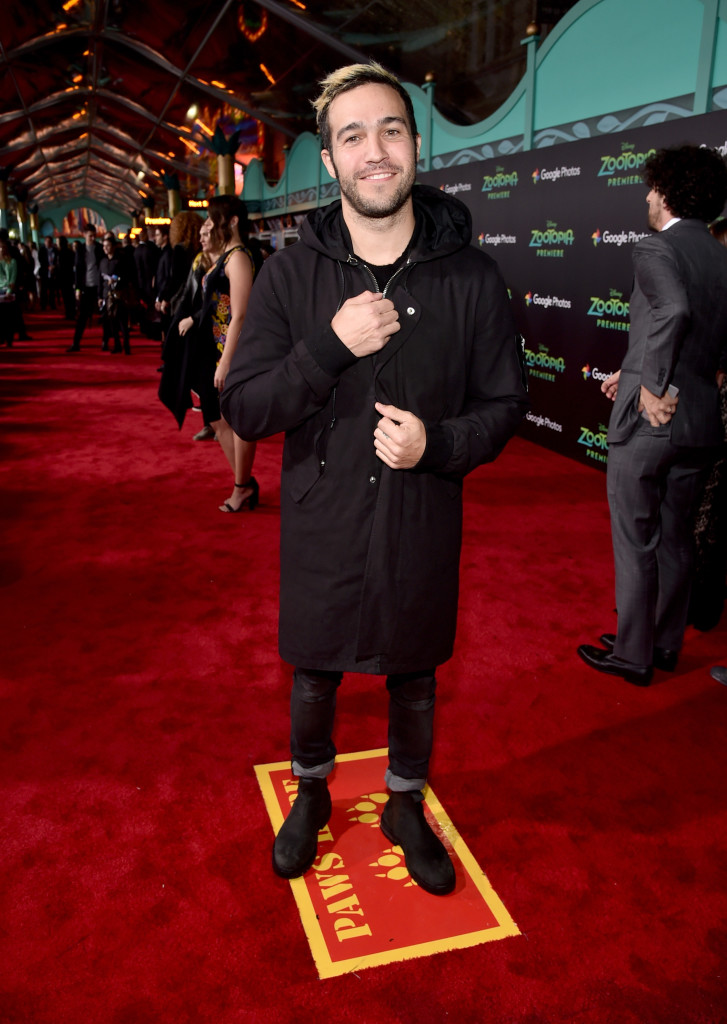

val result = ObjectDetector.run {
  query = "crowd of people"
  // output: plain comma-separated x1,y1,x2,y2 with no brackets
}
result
0,228,38,345
0,222,161,350
1,209,273,515
0,212,264,354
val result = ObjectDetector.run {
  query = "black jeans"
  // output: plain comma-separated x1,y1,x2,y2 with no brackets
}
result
290,667,437,788
72,286,99,347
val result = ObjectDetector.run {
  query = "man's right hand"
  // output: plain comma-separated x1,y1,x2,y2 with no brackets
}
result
331,291,400,357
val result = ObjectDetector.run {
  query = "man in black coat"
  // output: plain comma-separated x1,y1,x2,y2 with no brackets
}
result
153,224,174,341
578,146,727,686
68,224,104,351
38,235,58,310
222,62,528,894
133,226,159,336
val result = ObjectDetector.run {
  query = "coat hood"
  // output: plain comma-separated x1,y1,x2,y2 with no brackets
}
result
299,183,472,262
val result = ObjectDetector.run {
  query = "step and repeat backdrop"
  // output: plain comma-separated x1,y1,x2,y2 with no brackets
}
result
420,109,727,470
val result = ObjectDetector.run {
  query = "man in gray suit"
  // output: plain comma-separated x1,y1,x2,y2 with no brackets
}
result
579,145,727,686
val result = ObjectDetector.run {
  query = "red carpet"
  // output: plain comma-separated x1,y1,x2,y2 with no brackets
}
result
1,311,726,1023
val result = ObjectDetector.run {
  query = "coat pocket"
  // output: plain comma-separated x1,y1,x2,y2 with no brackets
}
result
285,422,331,503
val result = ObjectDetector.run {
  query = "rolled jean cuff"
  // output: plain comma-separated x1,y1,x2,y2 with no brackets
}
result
292,758,335,779
385,768,426,792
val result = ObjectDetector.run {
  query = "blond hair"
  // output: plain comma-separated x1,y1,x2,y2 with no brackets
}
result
312,62,418,152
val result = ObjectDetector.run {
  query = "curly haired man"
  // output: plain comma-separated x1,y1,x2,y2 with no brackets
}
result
579,145,727,686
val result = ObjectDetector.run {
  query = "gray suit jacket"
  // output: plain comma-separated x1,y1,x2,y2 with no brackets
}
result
608,218,727,447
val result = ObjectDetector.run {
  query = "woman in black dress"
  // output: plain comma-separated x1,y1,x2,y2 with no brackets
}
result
178,195,258,512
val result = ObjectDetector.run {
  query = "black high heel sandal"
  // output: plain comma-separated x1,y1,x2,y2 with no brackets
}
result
219,477,259,513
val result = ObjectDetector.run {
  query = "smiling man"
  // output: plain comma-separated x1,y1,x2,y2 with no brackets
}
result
222,62,528,894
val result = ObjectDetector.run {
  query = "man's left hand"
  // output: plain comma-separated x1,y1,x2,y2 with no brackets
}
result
373,402,426,469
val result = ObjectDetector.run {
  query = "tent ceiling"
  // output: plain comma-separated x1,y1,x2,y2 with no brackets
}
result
0,0,561,217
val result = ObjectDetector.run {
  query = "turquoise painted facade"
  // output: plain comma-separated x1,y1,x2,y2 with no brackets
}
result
243,0,727,215
35,199,132,239
34,0,727,225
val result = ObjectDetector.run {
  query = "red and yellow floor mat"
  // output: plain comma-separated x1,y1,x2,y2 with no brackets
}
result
255,748,520,978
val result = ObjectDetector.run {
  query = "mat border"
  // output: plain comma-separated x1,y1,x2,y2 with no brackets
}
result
255,748,520,979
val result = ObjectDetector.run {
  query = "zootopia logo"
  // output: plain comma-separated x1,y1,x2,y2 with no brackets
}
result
524,347,566,372
529,226,575,247
578,425,608,448
578,424,609,462
482,170,518,192
587,295,629,318
598,146,656,186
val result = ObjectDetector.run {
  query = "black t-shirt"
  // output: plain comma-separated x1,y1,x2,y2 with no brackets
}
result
340,218,415,293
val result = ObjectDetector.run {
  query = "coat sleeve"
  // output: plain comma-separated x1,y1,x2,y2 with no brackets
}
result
416,258,529,476
221,260,357,441
631,237,690,396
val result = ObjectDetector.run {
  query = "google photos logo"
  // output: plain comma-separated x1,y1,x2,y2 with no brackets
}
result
591,229,602,246
582,364,592,380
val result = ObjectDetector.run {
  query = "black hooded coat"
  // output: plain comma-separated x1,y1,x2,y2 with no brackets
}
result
222,184,528,673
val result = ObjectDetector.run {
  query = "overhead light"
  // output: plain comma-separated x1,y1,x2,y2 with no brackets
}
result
186,104,199,120
260,63,276,86
137,170,145,180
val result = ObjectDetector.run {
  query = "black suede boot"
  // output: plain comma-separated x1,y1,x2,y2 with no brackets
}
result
380,790,456,895
272,777,332,878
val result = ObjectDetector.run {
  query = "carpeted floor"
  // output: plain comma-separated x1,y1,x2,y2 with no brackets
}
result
1,311,726,1023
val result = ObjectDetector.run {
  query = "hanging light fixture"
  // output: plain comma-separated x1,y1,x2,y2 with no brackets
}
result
238,3,268,42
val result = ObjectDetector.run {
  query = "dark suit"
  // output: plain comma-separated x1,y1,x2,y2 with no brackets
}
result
71,241,104,348
607,219,727,664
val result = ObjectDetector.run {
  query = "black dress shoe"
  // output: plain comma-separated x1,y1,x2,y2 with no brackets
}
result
710,666,727,686
577,644,653,686
272,776,331,878
599,634,678,671
380,790,455,896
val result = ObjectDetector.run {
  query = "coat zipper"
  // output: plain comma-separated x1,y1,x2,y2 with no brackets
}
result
346,253,413,297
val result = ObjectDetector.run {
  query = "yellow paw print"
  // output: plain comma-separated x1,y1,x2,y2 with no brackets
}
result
370,847,416,886
347,791,388,825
